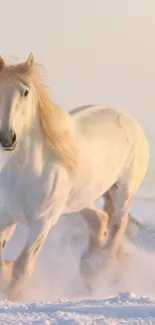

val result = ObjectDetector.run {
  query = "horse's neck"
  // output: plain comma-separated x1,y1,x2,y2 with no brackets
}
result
14,105,74,176
15,116,50,175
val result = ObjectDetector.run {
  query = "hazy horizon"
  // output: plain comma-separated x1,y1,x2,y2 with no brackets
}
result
0,0,154,197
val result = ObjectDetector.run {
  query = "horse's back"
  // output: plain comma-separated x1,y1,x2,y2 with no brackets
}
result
71,104,149,192
65,105,149,212
70,105,147,148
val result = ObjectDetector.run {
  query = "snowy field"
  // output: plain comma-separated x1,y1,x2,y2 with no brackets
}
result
1,197,155,324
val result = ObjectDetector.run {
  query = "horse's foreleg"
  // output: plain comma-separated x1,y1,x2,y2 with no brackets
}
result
2,223,17,248
0,223,16,292
81,203,109,248
80,204,109,287
0,223,17,287
7,218,53,301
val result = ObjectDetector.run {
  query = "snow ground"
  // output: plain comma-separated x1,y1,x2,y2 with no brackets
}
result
1,197,155,324
1,292,155,324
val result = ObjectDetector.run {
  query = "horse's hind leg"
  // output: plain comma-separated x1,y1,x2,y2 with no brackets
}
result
80,204,109,288
104,182,133,263
103,191,127,261
103,191,145,246
105,174,146,262
105,132,149,260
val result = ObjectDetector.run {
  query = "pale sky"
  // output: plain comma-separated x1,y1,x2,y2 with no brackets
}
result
0,0,154,194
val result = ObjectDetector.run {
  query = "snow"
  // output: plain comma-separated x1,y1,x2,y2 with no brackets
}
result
1,197,155,324
1,293,155,324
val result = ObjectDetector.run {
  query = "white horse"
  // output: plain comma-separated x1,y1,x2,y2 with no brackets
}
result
0,53,149,300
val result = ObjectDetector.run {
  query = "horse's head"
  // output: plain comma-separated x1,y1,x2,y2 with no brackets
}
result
0,53,79,175
0,53,36,152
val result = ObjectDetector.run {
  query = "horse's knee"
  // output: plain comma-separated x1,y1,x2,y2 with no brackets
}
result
87,211,109,251
97,212,109,244
82,205,109,235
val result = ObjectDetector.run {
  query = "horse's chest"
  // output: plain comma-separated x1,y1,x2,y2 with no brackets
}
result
1,170,49,223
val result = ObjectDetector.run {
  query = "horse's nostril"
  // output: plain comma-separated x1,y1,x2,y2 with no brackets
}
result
0,130,17,149
12,132,16,144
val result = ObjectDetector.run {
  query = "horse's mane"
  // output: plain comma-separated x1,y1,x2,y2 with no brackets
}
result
0,59,79,177
31,65,80,177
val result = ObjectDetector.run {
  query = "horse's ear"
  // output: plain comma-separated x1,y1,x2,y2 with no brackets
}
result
26,52,35,69
0,56,5,73
19,53,35,75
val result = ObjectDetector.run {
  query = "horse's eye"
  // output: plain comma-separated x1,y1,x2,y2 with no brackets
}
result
23,89,29,97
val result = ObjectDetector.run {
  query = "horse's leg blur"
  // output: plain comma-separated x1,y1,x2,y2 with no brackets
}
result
7,218,53,301
80,204,109,289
